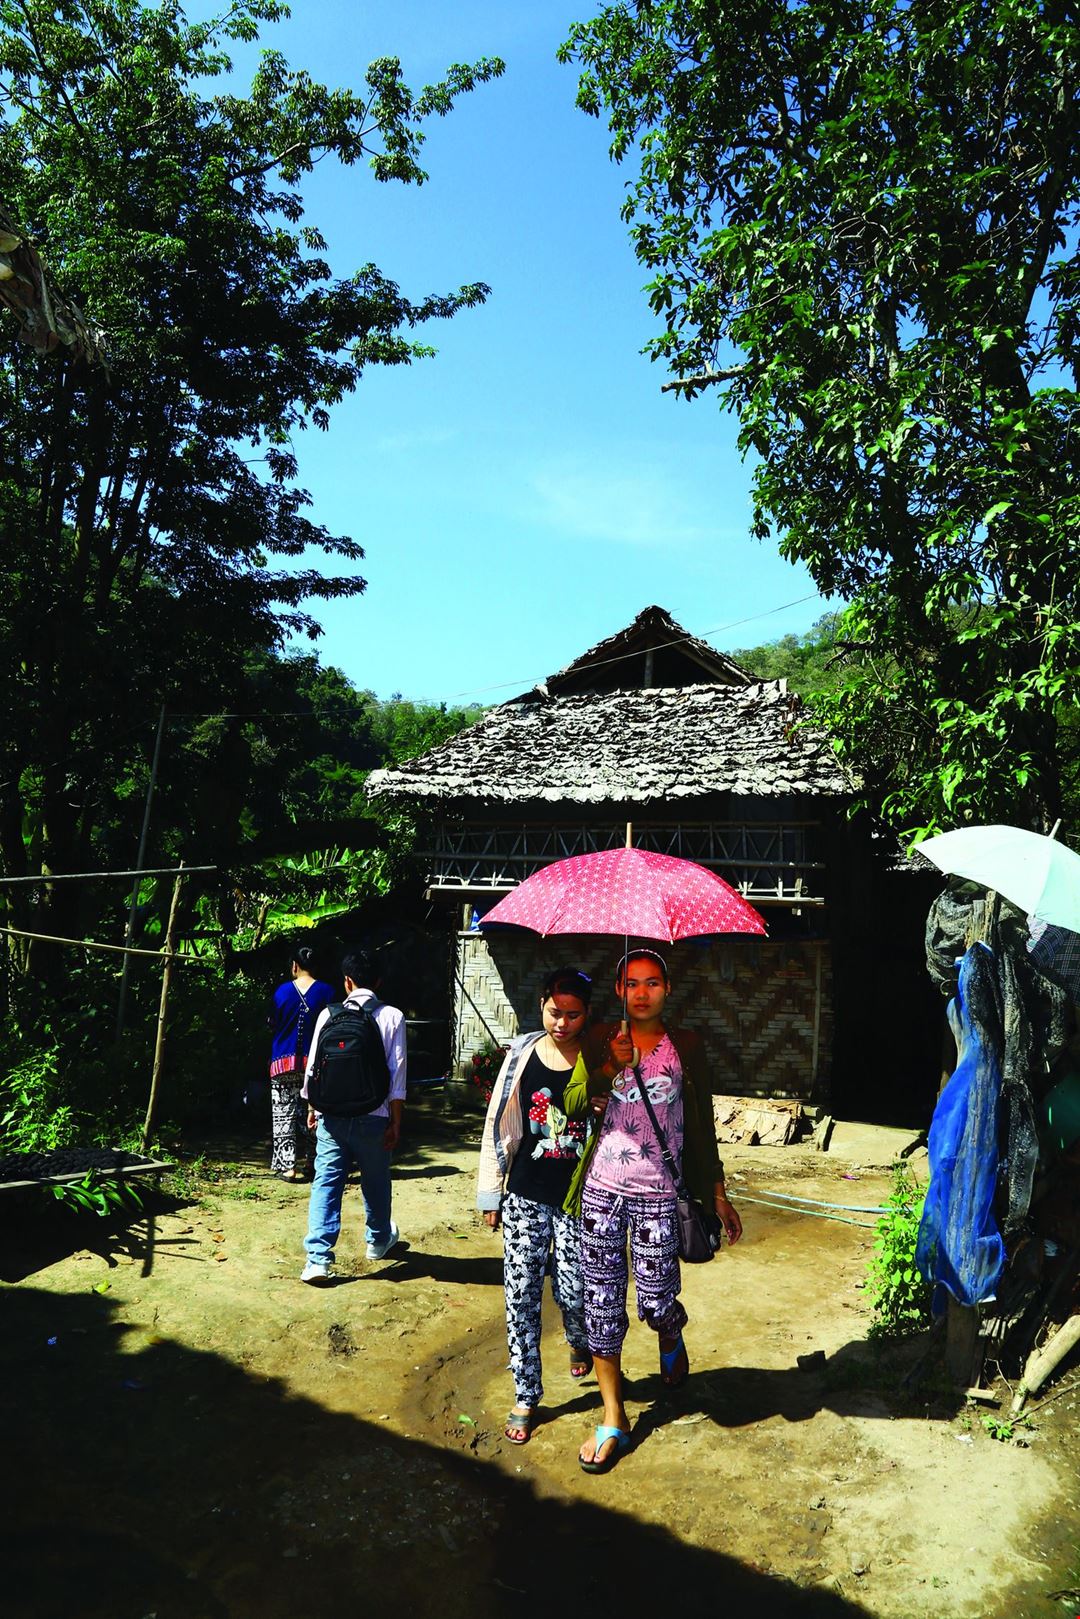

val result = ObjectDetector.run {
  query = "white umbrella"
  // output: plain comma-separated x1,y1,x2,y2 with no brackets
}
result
914,823,1080,932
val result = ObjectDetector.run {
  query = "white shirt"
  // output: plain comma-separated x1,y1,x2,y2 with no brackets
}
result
301,987,407,1118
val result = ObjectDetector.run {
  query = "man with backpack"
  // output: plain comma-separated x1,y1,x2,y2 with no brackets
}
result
299,949,406,1284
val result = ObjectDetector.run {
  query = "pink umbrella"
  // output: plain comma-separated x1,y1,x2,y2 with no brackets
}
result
479,846,766,941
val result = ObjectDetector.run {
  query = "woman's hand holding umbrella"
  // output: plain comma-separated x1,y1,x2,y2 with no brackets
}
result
607,1025,639,1072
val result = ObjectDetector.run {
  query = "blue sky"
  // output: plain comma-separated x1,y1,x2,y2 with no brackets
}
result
230,1,829,702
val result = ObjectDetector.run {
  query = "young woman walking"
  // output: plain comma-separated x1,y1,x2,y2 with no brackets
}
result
267,946,335,1181
564,950,743,1473
476,967,594,1444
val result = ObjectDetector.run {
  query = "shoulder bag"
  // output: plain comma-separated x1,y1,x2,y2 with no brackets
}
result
632,1064,722,1264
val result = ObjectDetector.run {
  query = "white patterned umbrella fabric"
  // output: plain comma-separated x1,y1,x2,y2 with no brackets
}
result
914,824,1080,932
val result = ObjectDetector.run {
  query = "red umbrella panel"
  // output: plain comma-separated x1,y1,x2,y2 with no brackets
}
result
478,846,766,942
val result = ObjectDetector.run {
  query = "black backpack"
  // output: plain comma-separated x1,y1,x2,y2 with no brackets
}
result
307,1002,392,1118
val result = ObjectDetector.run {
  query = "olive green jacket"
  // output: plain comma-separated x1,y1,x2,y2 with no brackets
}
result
562,1022,723,1218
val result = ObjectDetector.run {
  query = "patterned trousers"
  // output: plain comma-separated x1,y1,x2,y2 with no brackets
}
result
270,1073,313,1173
580,1182,687,1357
502,1192,588,1407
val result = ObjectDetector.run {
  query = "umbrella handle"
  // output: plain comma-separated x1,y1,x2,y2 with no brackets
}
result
617,1018,641,1067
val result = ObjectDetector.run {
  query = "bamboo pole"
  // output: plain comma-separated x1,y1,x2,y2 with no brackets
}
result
0,865,214,884
1012,1314,1080,1413
0,925,192,961
142,867,184,1152
117,703,166,1042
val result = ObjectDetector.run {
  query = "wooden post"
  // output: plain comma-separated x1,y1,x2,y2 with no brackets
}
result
116,703,166,1042
811,941,822,1089
945,1297,982,1386
142,866,183,1152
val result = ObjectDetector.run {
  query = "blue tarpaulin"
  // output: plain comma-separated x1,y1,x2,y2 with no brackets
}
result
916,943,1006,1310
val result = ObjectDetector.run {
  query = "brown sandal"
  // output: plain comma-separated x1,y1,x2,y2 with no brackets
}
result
569,1349,593,1380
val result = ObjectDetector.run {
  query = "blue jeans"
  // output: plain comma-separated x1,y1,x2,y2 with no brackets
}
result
303,1114,394,1264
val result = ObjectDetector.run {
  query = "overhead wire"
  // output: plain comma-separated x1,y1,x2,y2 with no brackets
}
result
444,592,824,700
2,592,828,754
170,589,827,715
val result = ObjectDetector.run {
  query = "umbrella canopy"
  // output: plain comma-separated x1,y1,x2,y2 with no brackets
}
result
914,824,1080,932
478,846,766,942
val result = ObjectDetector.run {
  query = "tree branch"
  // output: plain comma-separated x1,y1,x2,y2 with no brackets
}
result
661,364,751,393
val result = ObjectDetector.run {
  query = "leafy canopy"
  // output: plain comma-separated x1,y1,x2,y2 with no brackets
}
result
0,0,502,943
561,0,1080,834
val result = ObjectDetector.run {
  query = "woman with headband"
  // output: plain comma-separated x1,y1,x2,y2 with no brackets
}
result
563,949,743,1473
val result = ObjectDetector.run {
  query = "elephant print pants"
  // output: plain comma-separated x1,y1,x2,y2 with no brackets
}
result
501,1192,588,1407
580,1183,687,1357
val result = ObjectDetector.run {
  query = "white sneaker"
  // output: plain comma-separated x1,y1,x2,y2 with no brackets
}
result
300,1260,332,1285
365,1221,400,1261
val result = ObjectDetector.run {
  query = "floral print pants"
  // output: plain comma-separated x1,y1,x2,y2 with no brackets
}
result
270,1073,313,1174
501,1192,588,1407
580,1182,687,1357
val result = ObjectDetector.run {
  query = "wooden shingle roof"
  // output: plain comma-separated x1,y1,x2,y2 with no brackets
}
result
367,682,849,807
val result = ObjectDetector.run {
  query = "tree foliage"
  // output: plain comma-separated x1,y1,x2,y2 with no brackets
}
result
731,612,851,698
0,0,501,949
561,0,1080,834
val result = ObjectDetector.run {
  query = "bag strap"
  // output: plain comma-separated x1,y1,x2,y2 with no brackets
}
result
631,1064,686,1195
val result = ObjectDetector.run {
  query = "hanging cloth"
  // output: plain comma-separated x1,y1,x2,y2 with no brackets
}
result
916,943,1006,1309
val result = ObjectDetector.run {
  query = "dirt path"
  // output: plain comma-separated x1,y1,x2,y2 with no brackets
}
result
3,1099,1076,1619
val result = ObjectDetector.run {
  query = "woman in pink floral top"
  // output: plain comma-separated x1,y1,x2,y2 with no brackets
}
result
563,950,743,1474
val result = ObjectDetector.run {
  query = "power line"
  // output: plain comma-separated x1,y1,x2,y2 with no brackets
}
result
2,593,829,751
173,591,828,710
444,592,825,700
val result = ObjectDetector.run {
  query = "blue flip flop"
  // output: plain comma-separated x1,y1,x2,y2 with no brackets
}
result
659,1333,689,1388
579,1424,631,1474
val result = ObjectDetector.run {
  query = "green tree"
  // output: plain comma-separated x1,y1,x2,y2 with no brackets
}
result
561,0,1080,835
731,612,851,698
0,0,502,954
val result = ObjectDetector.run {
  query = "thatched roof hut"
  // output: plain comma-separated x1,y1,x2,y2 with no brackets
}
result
369,606,939,1119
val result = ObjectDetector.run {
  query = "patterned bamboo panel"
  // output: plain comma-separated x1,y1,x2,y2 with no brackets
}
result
452,931,831,1101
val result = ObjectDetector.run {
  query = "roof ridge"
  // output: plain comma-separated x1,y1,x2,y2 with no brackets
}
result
513,604,752,701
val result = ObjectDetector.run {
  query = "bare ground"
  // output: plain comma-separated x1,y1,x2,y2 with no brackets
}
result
3,1097,1076,1619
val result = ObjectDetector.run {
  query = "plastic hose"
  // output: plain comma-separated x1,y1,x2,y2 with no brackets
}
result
748,1187,887,1215
735,1193,880,1229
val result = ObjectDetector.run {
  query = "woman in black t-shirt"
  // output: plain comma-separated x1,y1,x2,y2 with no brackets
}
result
477,967,593,1444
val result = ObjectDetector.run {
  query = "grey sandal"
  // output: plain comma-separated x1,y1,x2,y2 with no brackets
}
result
505,1407,536,1444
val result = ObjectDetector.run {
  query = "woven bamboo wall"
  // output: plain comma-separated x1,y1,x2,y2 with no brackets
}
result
453,930,831,1100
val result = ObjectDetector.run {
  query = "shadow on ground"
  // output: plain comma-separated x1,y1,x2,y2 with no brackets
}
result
5,1285,876,1619
0,1188,199,1284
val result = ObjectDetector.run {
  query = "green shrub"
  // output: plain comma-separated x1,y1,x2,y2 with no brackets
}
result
865,1162,934,1338
0,1044,77,1153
